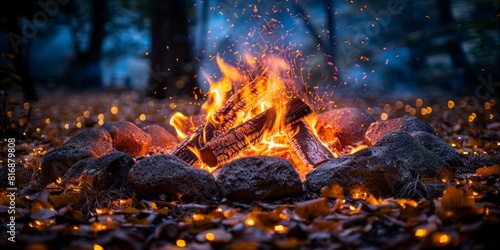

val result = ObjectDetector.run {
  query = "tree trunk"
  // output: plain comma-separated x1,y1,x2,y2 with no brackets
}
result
4,9,37,101
437,0,475,94
148,0,196,99
64,0,106,89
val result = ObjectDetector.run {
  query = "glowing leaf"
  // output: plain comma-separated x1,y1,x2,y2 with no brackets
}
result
312,219,341,232
48,193,81,208
294,198,332,220
441,186,475,211
118,207,144,214
31,200,54,213
154,207,169,216
320,184,344,200
126,216,151,225
0,193,25,207
248,210,282,232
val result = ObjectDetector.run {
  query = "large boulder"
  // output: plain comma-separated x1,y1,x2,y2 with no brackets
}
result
306,132,453,199
128,154,217,202
40,128,113,185
102,121,152,157
216,156,303,202
364,116,435,146
314,108,375,148
63,151,135,189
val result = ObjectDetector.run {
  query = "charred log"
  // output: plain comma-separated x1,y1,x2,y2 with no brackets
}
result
211,76,269,132
200,98,312,167
286,120,335,168
169,123,216,165
169,77,268,165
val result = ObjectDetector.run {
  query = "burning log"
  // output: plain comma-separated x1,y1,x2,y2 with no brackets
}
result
169,124,216,165
169,77,268,165
200,98,312,167
286,120,335,168
211,76,269,132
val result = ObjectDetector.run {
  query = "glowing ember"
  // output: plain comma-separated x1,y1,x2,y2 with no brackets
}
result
245,218,255,226
176,239,187,247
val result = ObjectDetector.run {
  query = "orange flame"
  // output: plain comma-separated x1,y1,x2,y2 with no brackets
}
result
203,54,292,154
169,112,190,140
169,52,338,174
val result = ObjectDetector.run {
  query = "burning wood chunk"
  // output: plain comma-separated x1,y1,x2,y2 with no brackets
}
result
169,77,268,165
200,98,312,167
169,123,216,165
286,120,335,168
210,76,269,132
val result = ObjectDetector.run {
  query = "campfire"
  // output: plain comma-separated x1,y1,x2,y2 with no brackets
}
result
4,56,500,249
168,55,335,175
38,53,470,203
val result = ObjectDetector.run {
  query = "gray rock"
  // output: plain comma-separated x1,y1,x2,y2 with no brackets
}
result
143,124,178,149
306,132,453,199
216,156,303,202
63,151,135,189
40,128,113,185
102,121,152,157
364,116,435,146
64,128,114,156
128,154,216,201
410,131,463,168
315,108,375,148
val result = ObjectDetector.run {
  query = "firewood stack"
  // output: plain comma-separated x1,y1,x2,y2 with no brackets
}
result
169,77,335,169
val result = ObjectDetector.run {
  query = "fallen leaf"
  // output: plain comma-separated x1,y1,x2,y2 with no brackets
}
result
31,200,55,213
311,218,341,232
249,210,282,232
273,237,306,249
91,221,119,232
154,207,169,215
31,208,57,220
117,207,144,214
365,194,386,206
48,193,81,208
476,165,500,177
441,186,475,211
0,193,25,207
126,216,151,225
227,241,260,250
320,184,344,200
294,198,332,221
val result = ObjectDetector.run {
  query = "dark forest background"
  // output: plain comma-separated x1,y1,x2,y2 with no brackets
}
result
1,0,499,102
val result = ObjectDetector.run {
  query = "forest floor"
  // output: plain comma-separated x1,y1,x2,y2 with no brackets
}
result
1,88,500,249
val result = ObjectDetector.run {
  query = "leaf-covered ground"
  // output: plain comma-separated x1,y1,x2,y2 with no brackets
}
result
1,89,499,249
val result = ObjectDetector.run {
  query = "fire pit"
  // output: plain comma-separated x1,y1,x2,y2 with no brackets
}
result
37,55,463,205
2,85,499,249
